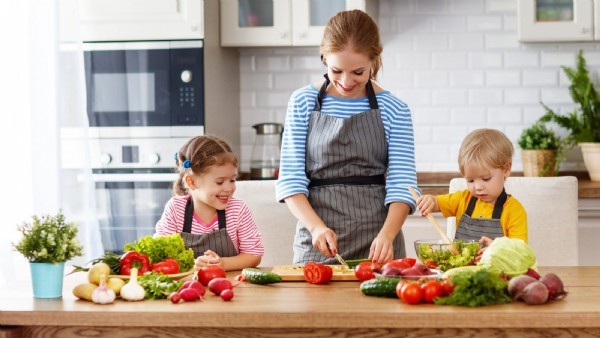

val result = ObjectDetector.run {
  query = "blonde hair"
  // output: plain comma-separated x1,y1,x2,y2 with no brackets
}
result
173,135,238,196
458,129,514,175
320,9,383,80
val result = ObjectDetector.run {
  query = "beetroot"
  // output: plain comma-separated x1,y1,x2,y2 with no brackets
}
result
399,267,423,276
516,281,549,305
413,262,430,274
540,273,568,300
526,268,541,280
381,266,403,277
208,277,233,295
507,274,537,297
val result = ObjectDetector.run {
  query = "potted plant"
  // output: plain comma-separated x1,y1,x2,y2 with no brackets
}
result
518,122,561,176
540,50,600,181
13,211,83,298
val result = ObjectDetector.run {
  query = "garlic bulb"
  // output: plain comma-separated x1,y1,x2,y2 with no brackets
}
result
91,274,116,305
120,267,146,301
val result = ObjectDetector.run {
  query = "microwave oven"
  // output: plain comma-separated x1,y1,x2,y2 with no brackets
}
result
83,40,204,136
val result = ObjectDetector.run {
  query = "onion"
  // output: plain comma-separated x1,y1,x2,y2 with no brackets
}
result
540,273,568,300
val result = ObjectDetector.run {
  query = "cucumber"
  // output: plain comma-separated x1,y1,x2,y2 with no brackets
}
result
359,277,400,298
345,258,371,268
242,268,282,284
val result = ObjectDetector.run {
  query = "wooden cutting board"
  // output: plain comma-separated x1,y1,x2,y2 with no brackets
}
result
271,265,358,281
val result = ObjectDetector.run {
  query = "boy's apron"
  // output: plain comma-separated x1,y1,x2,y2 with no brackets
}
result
293,74,406,264
180,197,238,258
455,189,507,241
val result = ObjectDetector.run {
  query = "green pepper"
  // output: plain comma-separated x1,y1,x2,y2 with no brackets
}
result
119,251,150,276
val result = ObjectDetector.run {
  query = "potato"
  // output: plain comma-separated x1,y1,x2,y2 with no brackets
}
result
107,278,126,295
88,263,111,284
73,283,98,301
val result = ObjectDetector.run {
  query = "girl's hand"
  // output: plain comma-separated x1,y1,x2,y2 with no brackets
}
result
369,233,394,264
194,250,223,269
416,194,436,216
310,226,337,258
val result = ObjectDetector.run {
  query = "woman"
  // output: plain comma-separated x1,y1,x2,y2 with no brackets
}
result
275,10,418,264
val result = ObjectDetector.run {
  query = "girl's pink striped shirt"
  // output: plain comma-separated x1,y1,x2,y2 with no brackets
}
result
155,195,264,257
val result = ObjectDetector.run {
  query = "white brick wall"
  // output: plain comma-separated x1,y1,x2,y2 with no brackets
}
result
238,0,596,173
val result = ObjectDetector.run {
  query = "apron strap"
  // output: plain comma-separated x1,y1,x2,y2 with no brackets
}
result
182,197,227,233
464,188,508,220
312,74,379,111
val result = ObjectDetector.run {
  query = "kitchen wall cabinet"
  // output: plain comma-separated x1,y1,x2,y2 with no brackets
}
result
517,0,595,42
59,0,204,42
220,0,378,47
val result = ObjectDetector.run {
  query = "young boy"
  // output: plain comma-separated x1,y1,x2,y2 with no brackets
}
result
416,129,527,246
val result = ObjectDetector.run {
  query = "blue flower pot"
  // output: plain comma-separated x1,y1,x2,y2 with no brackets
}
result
29,262,65,298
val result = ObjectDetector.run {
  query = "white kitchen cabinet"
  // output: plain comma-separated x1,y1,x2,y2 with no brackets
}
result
517,0,594,42
59,0,204,42
220,0,378,47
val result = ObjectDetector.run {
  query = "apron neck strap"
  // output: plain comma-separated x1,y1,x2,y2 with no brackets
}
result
183,197,227,233
464,188,508,220
313,74,379,111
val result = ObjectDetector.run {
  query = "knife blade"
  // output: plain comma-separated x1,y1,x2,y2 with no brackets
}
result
335,253,349,269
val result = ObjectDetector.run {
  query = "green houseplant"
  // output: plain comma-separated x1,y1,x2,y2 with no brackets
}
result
540,50,600,181
518,122,561,176
13,211,83,298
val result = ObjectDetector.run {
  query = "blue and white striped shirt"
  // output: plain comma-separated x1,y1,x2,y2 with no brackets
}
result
275,84,418,212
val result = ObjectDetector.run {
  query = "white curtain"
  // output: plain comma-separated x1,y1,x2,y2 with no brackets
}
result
0,0,102,287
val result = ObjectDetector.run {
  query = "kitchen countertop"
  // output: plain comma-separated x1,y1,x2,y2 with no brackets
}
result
1,267,599,338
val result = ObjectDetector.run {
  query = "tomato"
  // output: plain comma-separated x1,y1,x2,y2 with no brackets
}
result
441,279,455,296
382,260,411,271
400,282,422,304
421,280,443,303
303,262,333,284
197,265,226,286
354,261,381,282
399,257,416,267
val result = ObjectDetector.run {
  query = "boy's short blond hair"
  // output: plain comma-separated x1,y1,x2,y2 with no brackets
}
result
458,129,514,175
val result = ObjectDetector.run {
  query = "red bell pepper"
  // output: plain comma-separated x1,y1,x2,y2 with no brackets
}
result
119,251,150,276
303,262,333,284
151,258,180,274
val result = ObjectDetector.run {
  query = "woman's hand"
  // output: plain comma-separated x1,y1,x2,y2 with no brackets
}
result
416,194,437,216
194,250,224,270
310,226,337,258
369,233,394,264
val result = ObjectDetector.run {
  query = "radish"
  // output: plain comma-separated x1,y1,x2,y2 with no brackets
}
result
540,273,568,300
208,277,233,295
179,288,200,302
169,291,181,304
186,280,206,297
220,289,234,301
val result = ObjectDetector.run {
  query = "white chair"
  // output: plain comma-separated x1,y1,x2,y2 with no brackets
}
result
449,176,579,266
234,180,296,267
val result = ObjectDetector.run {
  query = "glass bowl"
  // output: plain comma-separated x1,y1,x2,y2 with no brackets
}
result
414,239,480,271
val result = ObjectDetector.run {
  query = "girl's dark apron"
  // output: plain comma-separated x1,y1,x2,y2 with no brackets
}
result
179,197,238,258
293,75,406,264
455,189,507,241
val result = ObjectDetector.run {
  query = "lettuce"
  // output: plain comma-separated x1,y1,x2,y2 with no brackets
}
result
477,237,537,277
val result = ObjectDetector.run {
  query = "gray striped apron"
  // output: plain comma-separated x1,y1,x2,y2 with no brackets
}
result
455,189,507,241
293,75,406,264
180,197,238,258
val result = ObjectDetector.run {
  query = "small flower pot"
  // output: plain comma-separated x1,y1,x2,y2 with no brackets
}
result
521,149,557,177
30,262,65,298
580,142,600,182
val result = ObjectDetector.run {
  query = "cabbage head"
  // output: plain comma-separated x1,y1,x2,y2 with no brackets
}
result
477,237,537,277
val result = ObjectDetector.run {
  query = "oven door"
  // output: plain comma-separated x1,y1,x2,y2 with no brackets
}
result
93,170,176,254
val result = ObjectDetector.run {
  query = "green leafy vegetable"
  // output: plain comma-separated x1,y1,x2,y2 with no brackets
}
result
435,268,511,307
124,234,195,272
138,272,183,299
477,237,537,277
416,240,480,271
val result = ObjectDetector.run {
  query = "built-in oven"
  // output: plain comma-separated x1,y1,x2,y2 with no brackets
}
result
83,40,204,136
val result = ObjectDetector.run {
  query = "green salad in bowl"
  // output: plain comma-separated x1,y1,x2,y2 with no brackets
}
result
414,239,480,271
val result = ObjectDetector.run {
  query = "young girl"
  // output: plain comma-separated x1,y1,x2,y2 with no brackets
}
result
416,129,528,249
155,135,264,271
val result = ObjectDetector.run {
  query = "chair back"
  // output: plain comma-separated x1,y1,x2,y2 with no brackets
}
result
449,176,579,266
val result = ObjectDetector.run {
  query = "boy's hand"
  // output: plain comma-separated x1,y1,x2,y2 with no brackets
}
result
416,194,437,216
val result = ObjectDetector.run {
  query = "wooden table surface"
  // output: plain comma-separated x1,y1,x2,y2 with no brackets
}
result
1,266,600,338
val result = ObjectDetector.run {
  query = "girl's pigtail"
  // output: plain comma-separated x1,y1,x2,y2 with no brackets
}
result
173,174,187,196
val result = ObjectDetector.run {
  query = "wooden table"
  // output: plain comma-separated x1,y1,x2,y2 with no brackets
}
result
1,267,599,338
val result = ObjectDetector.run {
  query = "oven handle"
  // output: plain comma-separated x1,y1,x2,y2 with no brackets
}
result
81,173,178,182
